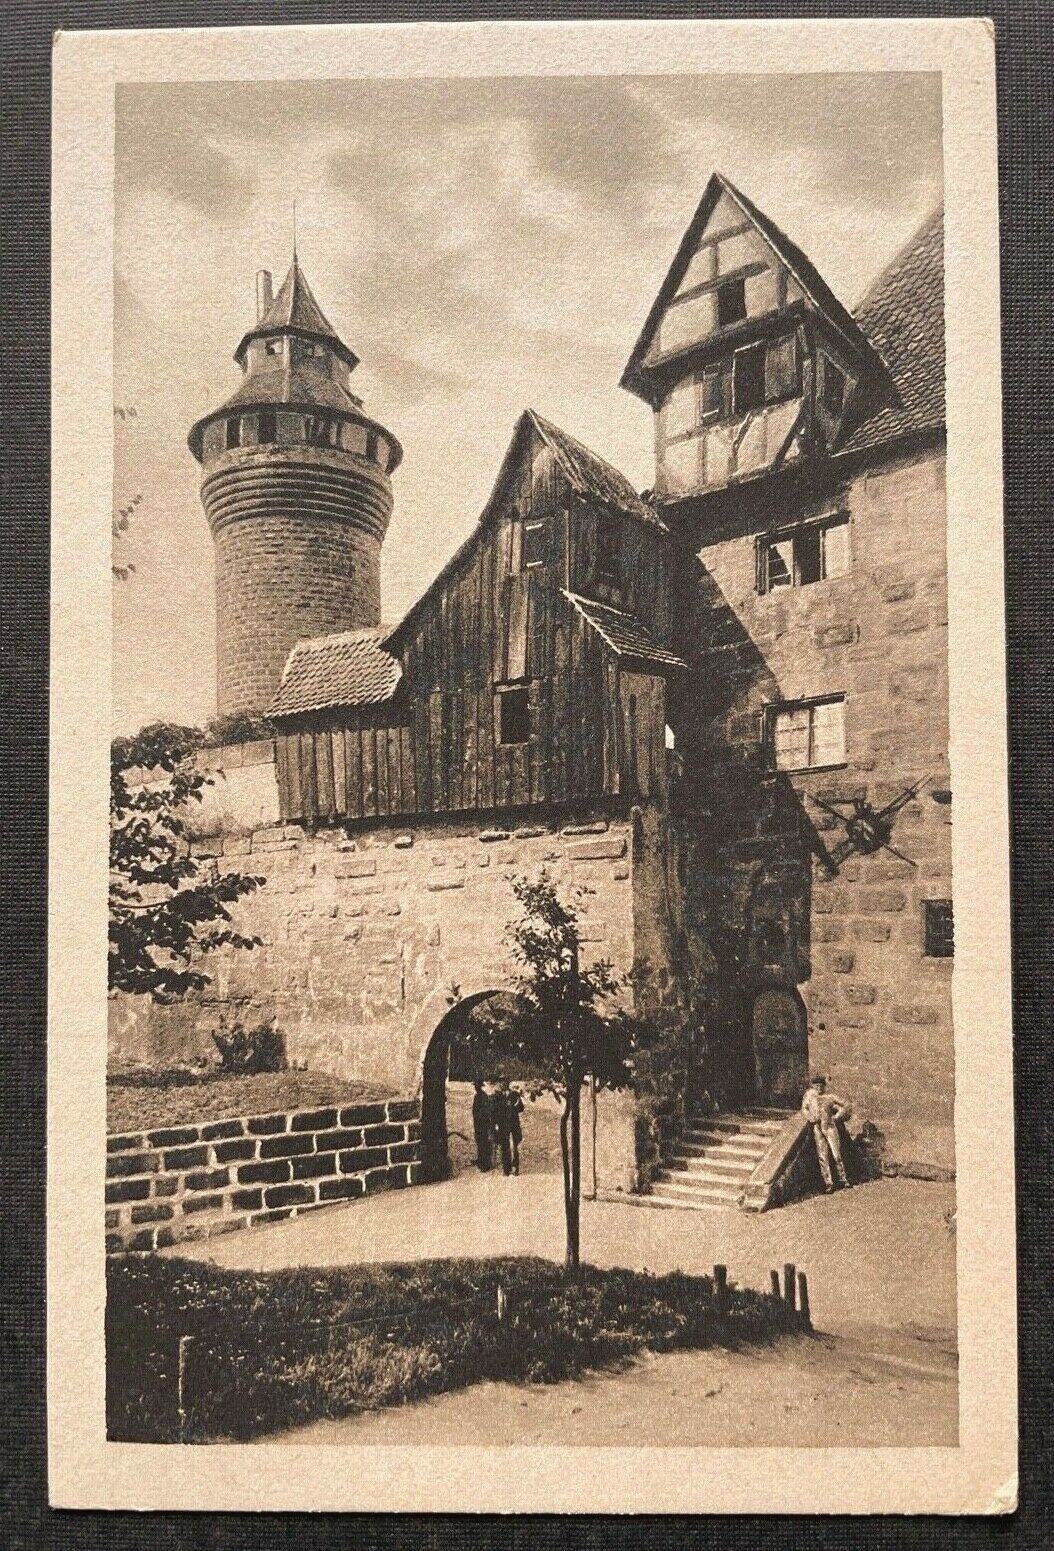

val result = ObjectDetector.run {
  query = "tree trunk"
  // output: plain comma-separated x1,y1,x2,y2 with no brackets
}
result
566,1078,582,1270
559,1094,573,1267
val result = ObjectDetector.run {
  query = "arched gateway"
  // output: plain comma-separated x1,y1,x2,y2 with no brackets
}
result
417,989,514,1181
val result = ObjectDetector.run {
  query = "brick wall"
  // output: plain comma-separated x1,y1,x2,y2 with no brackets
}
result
106,1097,420,1253
677,444,954,1169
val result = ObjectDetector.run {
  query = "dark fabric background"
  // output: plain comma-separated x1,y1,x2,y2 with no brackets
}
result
2,1,1050,1544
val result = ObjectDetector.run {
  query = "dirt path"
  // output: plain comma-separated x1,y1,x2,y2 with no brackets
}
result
172,1169,957,1447
278,1330,956,1449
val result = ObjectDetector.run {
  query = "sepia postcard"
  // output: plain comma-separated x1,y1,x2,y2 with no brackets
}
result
49,17,1015,1514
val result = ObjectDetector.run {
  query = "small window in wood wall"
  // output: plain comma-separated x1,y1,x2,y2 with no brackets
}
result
497,686,530,745
596,520,619,588
522,520,547,568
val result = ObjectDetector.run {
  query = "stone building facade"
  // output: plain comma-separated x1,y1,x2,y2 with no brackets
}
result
113,174,954,1186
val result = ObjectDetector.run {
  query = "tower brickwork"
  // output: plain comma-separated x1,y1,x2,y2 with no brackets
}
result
189,258,401,718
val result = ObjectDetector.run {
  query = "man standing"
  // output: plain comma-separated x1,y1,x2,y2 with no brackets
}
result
472,1079,493,1172
801,1073,851,1192
494,1078,525,1176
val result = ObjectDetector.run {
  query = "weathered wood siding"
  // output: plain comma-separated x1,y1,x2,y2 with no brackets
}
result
276,422,671,824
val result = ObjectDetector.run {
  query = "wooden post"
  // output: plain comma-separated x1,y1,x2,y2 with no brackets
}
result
177,1335,193,1445
783,1262,797,1315
770,1269,782,1300
713,1264,728,1322
797,1271,812,1332
496,1283,506,1323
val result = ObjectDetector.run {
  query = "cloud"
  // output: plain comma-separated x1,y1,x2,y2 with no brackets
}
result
113,72,943,729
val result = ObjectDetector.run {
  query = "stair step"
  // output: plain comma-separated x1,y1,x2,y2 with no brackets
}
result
653,1175,743,1204
668,1156,756,1180
682,1131,770,1152
637,1193,727,1214
693,1115,785,1135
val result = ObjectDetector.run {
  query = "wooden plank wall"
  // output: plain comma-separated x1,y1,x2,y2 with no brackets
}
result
276,423,671,825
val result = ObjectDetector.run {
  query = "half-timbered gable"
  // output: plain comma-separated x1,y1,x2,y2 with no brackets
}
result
621,172,887,503
270,409,684,825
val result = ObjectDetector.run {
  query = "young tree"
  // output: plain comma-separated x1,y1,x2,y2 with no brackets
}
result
110,722,263,1000
503,871,642,1269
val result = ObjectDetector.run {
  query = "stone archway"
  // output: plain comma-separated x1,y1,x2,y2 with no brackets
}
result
418,990,509,1181
749,973,809,1108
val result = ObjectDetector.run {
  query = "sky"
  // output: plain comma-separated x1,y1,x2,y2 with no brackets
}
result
112,72,943,731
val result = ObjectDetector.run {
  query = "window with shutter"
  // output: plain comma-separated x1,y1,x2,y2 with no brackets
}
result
497,687,530,746
765,335,800,401
733,343,766,412
767,696,846,772
758,514,850,592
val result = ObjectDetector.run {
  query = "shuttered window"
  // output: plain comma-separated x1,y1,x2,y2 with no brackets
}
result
767,696,846,772
497,686,530,746
765,334,800,401
522,520,548,568
758,514,850,592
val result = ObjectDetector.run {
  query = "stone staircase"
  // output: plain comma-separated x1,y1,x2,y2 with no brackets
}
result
649,1106,794,1211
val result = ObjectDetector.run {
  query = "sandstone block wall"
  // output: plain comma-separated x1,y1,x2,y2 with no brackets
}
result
684,446,954,1169
106,1098,420,1253
109,813,639,1102
212,510,383,717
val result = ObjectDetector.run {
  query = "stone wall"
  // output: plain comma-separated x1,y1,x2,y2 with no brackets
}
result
106,1097,420,1253
679,444,954,1170
109,811,639,1106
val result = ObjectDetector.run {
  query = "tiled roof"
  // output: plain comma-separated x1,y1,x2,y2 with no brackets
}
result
235,257,359,369
217,367,364,416
187,367,402,464
563,592,686,672
841,205,945,455
270,629,402,718
529,411,667,531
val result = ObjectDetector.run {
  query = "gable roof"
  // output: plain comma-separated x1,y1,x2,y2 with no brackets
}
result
840,205,945,455
621,171,879,400
563,592,686,674
385,409,666,649
269,629,401,718
235,257,359,369
528,411,666,531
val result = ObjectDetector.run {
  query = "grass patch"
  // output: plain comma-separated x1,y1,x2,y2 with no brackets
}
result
106,1069,396,1135
107,1253,802,1442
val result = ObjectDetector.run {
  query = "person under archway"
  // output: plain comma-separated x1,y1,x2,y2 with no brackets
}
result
494,1078,525,1177
472,1079,494,1172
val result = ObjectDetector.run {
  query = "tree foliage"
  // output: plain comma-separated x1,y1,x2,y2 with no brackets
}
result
494,871,650,1268
109,722,263,1001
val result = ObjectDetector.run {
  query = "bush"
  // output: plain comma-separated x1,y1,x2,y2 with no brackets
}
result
203,711,276,748
211,1021,287,1076
106,1254,802,1442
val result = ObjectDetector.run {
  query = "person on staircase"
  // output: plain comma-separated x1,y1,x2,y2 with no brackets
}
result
801,1074,852,1192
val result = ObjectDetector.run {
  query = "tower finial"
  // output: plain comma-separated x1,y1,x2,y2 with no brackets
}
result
292,198,298,263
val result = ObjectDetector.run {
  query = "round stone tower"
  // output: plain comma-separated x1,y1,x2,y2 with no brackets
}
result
189,257,402,718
